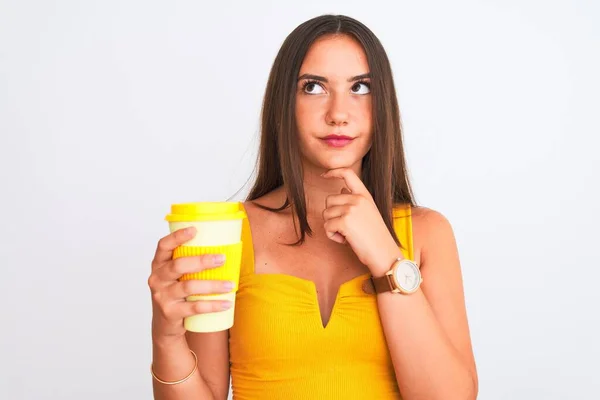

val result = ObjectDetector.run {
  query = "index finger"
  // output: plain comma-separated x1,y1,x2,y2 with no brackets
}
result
321,168,371,198
152,226,196,266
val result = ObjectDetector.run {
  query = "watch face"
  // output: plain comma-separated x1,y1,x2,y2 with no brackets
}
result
393,260,420,292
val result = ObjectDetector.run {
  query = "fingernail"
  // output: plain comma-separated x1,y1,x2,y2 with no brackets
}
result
186,227,196,235
223,281,234,291
213,254,226,264
221,301,233,310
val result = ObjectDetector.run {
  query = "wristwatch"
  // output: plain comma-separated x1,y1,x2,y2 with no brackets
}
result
371,258,422,294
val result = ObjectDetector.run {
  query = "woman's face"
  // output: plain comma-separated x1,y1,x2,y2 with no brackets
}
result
295,34,373,173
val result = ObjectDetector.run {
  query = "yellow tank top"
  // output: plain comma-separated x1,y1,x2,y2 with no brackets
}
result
229,204,413,399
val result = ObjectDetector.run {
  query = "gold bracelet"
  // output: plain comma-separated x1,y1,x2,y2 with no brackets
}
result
151,349,198,385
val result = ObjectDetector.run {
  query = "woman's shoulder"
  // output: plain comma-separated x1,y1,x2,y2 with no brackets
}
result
410,205,455,238
410,205,451,227
409,205,458,264
243,187,292,216
242,188,292,237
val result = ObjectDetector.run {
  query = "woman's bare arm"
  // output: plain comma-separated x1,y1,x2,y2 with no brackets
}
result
372,208,478,400
151,328,230,400
149,227,232,400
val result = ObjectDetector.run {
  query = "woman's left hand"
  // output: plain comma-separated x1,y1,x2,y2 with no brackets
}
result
321,168,401,274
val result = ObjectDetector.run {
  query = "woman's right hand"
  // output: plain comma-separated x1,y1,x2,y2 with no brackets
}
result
148,226,234,341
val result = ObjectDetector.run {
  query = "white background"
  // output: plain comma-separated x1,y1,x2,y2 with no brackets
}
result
1,1,599,399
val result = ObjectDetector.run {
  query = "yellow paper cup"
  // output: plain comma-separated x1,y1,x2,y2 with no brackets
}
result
165,202,246,332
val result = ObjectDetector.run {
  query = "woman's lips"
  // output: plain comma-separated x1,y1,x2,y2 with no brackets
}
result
321,135,355,148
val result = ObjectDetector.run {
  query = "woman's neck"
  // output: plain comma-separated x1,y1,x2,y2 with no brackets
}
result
301,161,362,219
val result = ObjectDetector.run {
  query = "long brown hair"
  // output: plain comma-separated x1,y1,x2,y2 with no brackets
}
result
247,14,416,246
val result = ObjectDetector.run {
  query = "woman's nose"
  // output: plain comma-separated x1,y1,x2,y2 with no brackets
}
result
325,93,349,126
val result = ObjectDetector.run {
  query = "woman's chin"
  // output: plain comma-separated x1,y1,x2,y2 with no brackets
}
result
318,156,362,171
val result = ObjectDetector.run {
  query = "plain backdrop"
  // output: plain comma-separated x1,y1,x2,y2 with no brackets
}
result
1,0,599,399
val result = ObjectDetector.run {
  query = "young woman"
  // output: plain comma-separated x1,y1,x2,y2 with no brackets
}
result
148,14,478,400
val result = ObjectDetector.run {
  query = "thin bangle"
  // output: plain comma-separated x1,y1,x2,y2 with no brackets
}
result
151,349,198,385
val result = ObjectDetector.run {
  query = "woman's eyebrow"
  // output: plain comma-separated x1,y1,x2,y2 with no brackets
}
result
348,73,371,81
296,73,371,83
297,73,328,82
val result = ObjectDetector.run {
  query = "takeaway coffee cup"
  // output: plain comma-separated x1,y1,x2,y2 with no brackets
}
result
165,202,246,332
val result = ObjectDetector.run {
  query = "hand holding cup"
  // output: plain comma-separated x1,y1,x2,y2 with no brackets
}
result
149,202,246,336
148,227,235,339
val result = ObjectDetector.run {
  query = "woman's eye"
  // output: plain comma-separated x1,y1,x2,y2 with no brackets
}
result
304,82,325,94
351,82,371,94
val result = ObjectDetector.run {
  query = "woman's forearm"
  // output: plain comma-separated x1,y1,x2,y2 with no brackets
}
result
377,288,477,400
152,336,216,400
370,248,477,400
